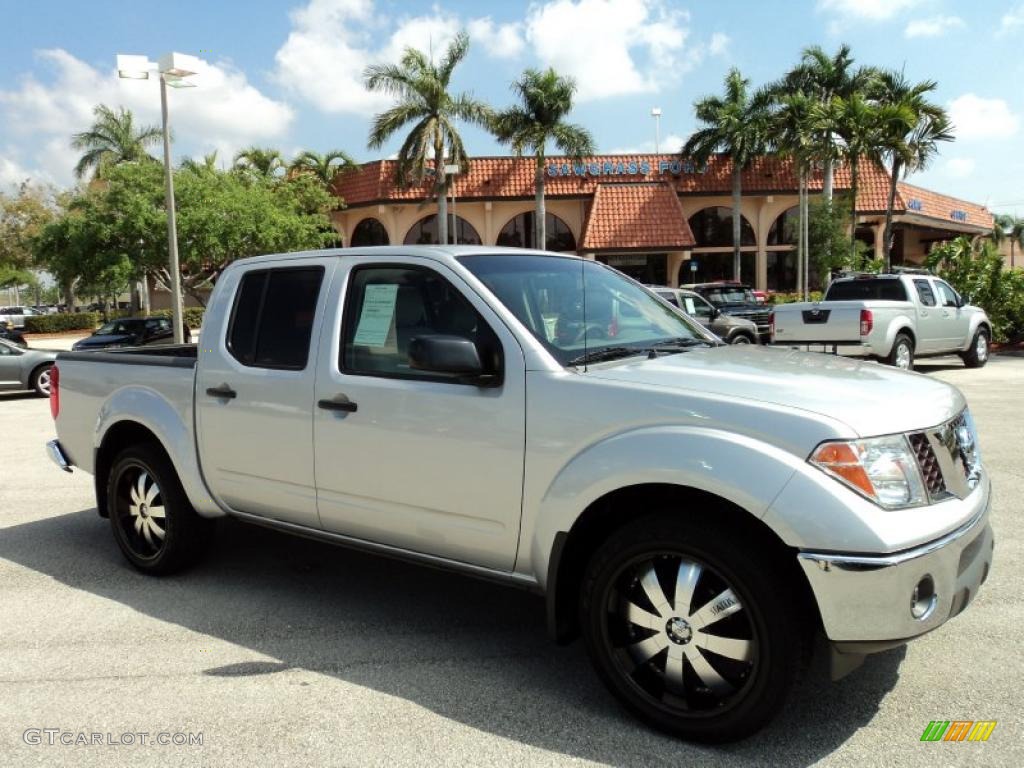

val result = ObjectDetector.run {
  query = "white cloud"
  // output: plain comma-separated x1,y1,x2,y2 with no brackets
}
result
525,0,694,101
708,32,730,56
1000,4,1024,34
948,94,1020,139
0,153,42,189
904,15,965,38
605,132,687,155
467,18,525,59
0,48,294,185
818,0,921,20
274,0,525,116
943,157,976,178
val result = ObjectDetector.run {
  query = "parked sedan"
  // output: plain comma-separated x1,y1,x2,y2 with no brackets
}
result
71,317,185,352
0,338,56,396
0,320,28,348
653,286,761,344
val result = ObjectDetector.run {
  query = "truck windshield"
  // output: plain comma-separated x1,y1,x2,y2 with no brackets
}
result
826,279,908,301
460,254,708,366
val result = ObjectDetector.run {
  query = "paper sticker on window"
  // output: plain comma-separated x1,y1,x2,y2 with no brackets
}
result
353,284,399,347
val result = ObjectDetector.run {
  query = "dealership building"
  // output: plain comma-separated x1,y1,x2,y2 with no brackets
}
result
330,154,993,291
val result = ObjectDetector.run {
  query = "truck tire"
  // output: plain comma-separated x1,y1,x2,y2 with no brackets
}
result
106,443,213,575
579,515,803,743
961,328,990,368
728,332,754,345
885,333,914,371
30,364,53,397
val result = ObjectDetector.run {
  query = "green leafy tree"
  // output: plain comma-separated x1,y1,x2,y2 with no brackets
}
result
682,68,773,281
180,151,220,176
873,71,954,269
807,194,872,281
492,68,594,249
289,149,359,188
71,105,161,180
233,146,285,179
364,31,493,245
0,182,58,303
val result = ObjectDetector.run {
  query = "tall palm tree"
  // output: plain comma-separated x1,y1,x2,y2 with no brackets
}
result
233,146,284,179
492,68,594,249
783,44,874,202
71,105,161,180
873,71,954,270
682,68,773,281
364,31,492,245
827,93,914,260
994,214,1024,268
180,151,220,176
289,149,359,188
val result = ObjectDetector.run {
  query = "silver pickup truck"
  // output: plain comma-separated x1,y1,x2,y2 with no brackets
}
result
46,247,994,742
770,273,992,370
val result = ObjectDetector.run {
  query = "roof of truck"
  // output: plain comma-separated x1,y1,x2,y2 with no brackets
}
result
229,245,583,268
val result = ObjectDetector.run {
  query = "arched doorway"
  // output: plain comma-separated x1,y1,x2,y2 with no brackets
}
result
496,211,577,251
685,206,757,285
404,214,482,246
350,217,390,247
766,206,798,291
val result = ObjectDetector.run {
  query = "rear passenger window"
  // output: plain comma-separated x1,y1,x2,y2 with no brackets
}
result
914,279,937,307
227,267,324,369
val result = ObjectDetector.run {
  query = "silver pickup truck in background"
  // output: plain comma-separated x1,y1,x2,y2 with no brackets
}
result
46,247,994,742
770,273,992,370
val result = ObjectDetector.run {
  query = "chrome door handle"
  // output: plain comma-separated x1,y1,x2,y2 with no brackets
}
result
206,384,236,399
318,397,357,413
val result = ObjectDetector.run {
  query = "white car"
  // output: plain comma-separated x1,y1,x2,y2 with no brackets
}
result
0,306,40,330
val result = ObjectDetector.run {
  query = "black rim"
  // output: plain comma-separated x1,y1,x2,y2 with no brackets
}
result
602,552,759,717
114,462,167,559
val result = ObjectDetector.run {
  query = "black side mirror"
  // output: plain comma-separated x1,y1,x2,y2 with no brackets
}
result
408,334,497,385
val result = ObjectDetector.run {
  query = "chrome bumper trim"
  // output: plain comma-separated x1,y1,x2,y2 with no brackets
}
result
46,439,73,473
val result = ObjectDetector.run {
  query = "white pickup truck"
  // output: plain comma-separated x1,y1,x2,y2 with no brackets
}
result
47,247,994,742
769,273,992,370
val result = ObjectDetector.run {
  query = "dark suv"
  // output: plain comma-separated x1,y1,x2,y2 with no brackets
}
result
71,317,187,351
683,282,771,343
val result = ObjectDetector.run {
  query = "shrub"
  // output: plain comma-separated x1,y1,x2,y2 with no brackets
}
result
146,308,205,330
767,291,824,305
24,312,100,333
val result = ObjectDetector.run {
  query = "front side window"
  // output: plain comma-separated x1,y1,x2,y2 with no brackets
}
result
685,295,714,320
460,254,708,367
227,267,324,369
341,266,501,381
914,279,937,307
936,281,959,307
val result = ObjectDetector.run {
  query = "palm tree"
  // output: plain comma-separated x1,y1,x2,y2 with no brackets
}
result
682,68,774,281
289,149,359,188
874,71,953,270
364,31,492,245
492,68,594,249
180,151,220,176
71,105,161,180
994,214,1024,268
233,147,284,179
783,45,874,202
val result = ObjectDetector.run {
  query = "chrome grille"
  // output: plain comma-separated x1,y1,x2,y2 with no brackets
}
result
909,433,947,498
912,409,982,502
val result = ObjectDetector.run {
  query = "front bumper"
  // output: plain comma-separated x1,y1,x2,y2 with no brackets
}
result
797,491,993,648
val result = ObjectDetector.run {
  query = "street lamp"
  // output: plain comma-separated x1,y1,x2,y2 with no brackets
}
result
651,107,662,157
116,52,199,344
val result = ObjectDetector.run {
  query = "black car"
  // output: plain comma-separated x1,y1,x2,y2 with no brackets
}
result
71,317,188,351
682,281,771,342
0,319,27,348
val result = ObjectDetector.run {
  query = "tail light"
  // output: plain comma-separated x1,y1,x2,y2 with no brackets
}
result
859,309,873,337
769,311,775,340
49,364,60,420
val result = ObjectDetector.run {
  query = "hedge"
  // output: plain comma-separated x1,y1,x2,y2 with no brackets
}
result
105,307,206,329
766,291,824,305
24,312,101,333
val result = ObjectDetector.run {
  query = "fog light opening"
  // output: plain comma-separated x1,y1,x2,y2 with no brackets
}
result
911,575,937,620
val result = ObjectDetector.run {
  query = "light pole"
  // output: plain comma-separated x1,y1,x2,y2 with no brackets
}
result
651,107,662,156
116,53,198,344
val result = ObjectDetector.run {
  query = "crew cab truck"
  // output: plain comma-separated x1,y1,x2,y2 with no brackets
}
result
769,273,992,371
47,247,994,742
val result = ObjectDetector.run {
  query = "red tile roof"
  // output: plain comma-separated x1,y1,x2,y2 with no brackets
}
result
332,154,992,230
580,183,695,251
892,181,992,230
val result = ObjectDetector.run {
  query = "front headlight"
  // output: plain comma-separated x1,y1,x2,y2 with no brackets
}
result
809,435,927,509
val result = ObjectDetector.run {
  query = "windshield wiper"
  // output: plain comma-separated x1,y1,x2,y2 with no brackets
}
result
568,347,646,366
644,338,715,356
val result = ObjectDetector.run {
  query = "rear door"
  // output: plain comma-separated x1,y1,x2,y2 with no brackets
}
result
196,258,335,528
911,278,942,353
313,256,526,570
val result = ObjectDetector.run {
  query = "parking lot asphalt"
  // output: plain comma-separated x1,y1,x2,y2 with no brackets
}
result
0,355,1020,767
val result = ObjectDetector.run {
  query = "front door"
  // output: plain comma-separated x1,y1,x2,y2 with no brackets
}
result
196,259,334,528
912,278,943,354
313,257,526,571
934,279,971,352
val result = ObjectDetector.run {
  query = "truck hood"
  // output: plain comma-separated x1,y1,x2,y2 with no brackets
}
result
585,345,964,437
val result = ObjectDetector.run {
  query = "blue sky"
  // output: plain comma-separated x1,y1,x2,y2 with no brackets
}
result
2,0,1022,214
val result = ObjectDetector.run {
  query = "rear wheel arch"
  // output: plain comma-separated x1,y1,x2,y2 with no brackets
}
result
889,325,915,352
546,483,819,645
94,421,166,518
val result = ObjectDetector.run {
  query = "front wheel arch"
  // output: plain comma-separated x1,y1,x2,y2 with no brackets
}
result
546,483,820,646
